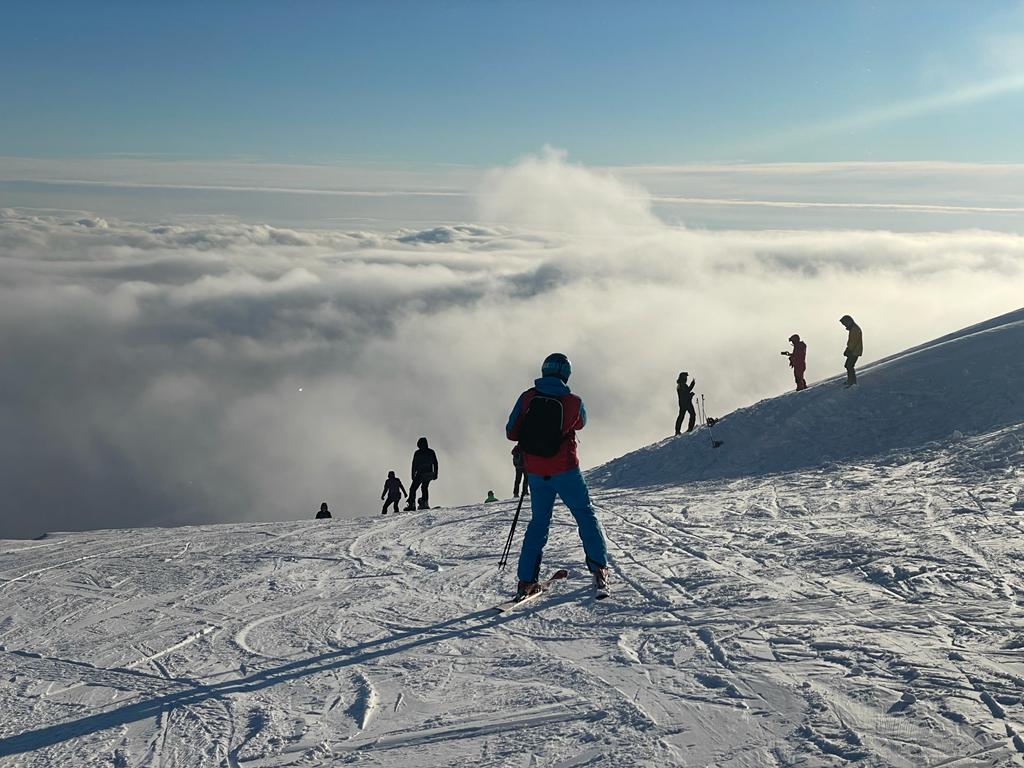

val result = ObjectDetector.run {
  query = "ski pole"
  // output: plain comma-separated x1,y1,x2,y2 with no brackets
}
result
701,394,712,446
702,394,723,448
498,488,526,569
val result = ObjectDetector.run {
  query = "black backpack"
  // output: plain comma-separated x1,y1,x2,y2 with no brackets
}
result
519,391,566,458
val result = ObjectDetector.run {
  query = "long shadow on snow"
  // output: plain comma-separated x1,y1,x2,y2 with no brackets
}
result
0,589,585,756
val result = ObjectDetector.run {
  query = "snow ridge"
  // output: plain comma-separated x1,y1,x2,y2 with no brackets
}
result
590,307,1024,489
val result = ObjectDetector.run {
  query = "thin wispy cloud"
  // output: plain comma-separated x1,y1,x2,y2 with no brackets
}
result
814,71,1024,135
743,70,1024,156
650,195,1024,215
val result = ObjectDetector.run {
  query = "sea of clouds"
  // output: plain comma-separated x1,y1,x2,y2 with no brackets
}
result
1,149,1022,538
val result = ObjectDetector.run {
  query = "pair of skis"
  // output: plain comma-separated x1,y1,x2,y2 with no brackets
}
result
493,569,608,613
698,394,723,448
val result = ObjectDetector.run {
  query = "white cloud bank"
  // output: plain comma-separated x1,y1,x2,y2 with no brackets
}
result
1,151,1023,538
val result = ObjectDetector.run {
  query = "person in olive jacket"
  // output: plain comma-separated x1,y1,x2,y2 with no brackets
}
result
840,315,863,386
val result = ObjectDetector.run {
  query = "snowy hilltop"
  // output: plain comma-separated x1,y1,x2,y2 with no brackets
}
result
590,307,1024,489
2,309,1024,767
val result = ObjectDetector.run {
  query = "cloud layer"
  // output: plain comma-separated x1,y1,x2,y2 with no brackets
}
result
5,154,1024,233
1,152,1023,538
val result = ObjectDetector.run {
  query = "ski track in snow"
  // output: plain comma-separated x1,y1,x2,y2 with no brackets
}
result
1,309,1024,767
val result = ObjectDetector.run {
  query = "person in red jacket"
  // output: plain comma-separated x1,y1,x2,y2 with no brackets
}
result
506,353,609,598
782,334,807,391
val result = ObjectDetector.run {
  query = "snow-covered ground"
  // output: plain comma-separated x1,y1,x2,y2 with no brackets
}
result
2,309,1024,767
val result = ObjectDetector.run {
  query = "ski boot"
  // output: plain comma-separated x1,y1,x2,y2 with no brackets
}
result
417,498,429,510
593,566,609,596
403,501,416,511
515,580,540,601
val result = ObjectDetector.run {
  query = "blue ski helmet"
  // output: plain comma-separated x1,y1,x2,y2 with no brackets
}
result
541,352,571,382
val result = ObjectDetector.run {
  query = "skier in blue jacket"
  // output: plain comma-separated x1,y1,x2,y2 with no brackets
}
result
506,353,610,599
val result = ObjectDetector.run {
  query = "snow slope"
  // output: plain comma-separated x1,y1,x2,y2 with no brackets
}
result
590,308,1024,488
1,310,1024,767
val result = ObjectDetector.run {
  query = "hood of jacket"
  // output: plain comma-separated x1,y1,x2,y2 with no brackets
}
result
534,375,572,397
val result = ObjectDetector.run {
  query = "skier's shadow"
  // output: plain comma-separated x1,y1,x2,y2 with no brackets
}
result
0,589,584,757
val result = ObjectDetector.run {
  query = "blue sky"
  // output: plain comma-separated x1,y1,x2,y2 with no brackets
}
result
3,1,1024,165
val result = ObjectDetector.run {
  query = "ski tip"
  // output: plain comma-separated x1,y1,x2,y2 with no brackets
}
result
552,569,569,579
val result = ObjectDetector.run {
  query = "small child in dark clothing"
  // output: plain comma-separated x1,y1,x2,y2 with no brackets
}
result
512,445,529,498
381,471,407,515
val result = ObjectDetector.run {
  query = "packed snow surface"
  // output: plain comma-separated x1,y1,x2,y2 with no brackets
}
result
2,309,1024,767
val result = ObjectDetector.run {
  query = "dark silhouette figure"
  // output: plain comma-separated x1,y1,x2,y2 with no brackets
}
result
675,372,696,435
840,315,863,386
782,334,808,391
406,437,438,510
381,471,407,515
315,502,332,520
511,445,529,498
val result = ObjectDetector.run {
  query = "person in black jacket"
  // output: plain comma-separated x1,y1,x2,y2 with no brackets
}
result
315,502,331,520
512,444,529,498
405,437,439,510
675,372,696,435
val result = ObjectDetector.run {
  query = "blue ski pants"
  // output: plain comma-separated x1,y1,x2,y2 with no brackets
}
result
517,467,609,583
